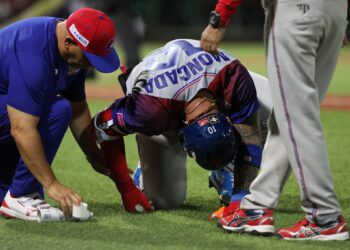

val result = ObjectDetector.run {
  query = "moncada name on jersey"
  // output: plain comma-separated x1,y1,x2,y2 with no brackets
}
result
135,40,232,94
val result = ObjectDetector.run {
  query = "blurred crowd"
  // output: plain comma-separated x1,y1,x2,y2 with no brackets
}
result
0,0,37,22
0,0,267,69
57,0,145,68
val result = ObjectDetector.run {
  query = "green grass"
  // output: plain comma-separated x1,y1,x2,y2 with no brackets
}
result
0,101,349,249
1,42,349,249
88,42,350,95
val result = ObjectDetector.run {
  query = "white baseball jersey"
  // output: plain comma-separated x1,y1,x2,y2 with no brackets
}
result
106,39,272,209
112,39,260,136
126,39,237,101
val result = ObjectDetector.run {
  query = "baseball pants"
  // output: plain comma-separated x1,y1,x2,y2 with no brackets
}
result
0,96,71,201
241,0,348,225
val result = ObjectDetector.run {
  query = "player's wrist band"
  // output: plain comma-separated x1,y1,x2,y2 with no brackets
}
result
236,144,262,168
209,10,230,28
209,11,222,28
231,189,250,202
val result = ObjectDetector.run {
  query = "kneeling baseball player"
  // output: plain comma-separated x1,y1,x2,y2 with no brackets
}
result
91,39,272,214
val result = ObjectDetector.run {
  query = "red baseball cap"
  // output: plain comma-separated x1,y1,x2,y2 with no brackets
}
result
66,8,120,73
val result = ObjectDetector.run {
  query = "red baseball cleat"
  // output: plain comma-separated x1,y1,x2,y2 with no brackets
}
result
218,208,275,236
209,201,241,220
277,216,349,241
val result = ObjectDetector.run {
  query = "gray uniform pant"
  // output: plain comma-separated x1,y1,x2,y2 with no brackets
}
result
241,0,348,225
136,73,272,209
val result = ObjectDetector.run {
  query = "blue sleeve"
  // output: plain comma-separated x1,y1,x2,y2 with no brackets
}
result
7,53,51,117
111,93,171,136
229,65,260,123
61,69,87,102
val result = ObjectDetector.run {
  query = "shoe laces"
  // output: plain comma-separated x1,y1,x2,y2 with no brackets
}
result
17,195,50,209
294,218,310,227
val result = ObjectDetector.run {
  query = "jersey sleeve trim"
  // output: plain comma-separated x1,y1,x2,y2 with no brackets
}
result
229,98,259,124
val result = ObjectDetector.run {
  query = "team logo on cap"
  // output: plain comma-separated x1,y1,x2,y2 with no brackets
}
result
69,24,89,47
208,114,220,124
105,38,115,52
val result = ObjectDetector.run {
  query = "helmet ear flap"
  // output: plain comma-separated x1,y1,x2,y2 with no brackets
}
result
179,112,237,170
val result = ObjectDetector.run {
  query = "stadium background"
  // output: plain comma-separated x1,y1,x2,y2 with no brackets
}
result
0,0,265,40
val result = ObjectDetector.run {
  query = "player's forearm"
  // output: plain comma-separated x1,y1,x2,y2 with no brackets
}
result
11,127,56,188
234,164,259,191
100,138,131,185
91,105,136,189
233,126,261,190
233,112,262,190
233,112,262,146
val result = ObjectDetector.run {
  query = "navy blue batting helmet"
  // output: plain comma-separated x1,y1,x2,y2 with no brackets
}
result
179,112,237,170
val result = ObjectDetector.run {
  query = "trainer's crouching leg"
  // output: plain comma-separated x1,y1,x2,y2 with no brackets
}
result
9,97,72,198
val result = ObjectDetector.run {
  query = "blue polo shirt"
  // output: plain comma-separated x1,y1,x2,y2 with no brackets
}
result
0,17,86,119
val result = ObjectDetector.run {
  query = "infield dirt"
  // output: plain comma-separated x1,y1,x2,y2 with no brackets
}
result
86,85,350,111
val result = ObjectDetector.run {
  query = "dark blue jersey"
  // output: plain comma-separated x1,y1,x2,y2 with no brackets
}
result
0,17,86,117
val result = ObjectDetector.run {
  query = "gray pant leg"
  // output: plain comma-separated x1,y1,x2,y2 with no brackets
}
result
136,130,187,209
242,111,291,209
261,0,276,53
314,3,348,101
244,0,347,224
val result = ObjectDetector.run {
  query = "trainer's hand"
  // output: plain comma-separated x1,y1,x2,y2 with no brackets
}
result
117,180,154,213
200,25,226,53
46,180,82,216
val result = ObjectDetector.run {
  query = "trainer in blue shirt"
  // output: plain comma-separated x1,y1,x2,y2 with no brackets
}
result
0,8,120,220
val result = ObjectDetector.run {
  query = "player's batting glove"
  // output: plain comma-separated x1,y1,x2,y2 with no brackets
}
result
116,179,154,213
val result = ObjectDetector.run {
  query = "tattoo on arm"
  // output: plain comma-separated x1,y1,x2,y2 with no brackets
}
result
233,111,262,191
233,112,262,146
234,164,259,191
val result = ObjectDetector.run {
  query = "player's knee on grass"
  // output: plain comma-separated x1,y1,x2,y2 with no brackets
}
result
150,195,185,210
147,188,186,210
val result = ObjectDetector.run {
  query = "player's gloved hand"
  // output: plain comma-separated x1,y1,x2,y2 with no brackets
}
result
46,179,83,217
208,201,240,220
116,179,154,213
